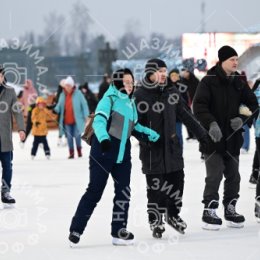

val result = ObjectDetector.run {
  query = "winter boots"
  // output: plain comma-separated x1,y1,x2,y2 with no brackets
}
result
68,148,82,159
68,149,74,159
77,147,82,158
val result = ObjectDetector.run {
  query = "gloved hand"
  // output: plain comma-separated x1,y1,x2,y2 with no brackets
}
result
148,130,160,142
100,139,111,153
199,135,209,150
230,117,243,131
35,121,41,127
208,121,222,142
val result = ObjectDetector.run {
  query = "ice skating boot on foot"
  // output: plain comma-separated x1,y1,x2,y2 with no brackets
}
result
202,200,222,231
112,229,134,246
69,231,81,247
255,197,260,223
224,199,245,228
166,215,187,234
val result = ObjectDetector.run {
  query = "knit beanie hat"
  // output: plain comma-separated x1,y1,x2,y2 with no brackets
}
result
218,45,238,63
145,58,167,78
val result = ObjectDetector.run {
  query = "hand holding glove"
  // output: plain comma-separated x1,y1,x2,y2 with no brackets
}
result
208,121,222,143
100,139,111,153
230,117,243,131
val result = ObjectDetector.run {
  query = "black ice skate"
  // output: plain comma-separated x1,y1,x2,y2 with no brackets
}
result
112,229,134,246
1,192,16,204
150,222,165,239
69,231,81,247
255,197,260,223
249,171,258,188
166,215,187,234
224,199,245,228
202,200,222,231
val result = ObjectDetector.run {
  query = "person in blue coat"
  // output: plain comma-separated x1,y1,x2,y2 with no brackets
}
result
69,68,160,246
54,76,89,158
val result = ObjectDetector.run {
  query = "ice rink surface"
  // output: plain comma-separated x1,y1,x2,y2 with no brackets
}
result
0,130,259,260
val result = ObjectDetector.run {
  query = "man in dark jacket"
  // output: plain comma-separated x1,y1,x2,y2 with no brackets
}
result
134,58,207,238
0,65,26,204
193,45,258,230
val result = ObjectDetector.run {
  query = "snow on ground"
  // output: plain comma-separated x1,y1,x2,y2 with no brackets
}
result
0,129,259,260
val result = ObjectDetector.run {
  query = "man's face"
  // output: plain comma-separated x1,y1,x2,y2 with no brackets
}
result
0,73,5,85
150,68,167,84
222,56,238,74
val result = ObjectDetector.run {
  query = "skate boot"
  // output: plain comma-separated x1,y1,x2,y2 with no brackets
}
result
112,229,134,246
224,199,245,228
150,220,165,239
202,200,222,230
166,215,187,234
1,192,16,204
249,169,258,188
255,197,260,223
69,231,81,246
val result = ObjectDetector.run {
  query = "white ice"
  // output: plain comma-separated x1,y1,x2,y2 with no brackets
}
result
0,129,259,260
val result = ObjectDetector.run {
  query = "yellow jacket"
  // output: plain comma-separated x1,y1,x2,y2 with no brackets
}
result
31,107,48,136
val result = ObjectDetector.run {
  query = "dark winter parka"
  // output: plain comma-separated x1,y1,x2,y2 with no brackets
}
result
193,64,258,156
134,77,207,175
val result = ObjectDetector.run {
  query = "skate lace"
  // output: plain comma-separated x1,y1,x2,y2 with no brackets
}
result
227,204,236,215
3,193,13,200
207,208,219,218
71,231,80,238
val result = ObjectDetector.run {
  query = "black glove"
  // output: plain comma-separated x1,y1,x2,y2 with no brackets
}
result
101,139,111,153
199,135,209,151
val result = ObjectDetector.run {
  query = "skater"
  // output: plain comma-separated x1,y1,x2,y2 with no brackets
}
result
252,79,260,222
0,65,25,204
193,45,258,230
31,97,51,159
134,59,208,238
69,68,160,246
54,76,89,159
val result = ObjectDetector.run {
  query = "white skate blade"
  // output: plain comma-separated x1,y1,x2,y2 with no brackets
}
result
112,238,134,246
69,242,78,248
226,221,244,228
202,222,221,231
2,203,15,209
248,183,256,189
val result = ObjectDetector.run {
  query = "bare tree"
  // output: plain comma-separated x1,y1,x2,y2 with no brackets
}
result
68,1,93,55
42,11,65,56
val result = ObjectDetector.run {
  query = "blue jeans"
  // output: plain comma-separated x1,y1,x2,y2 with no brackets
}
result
65,124,81,150
176,122,183,151
0,151,13,193
242,125,250,151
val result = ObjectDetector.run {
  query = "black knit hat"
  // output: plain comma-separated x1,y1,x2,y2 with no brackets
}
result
218,45,238,63
112,68,134,93
145,58,167,78
169,68,179,75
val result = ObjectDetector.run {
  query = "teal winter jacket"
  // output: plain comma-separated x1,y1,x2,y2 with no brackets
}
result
93,85,159,163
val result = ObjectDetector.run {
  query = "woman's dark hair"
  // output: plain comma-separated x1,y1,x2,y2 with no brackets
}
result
112,68,134,90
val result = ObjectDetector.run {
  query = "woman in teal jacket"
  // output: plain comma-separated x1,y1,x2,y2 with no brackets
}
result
69,69,160,246
54,76,89,158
